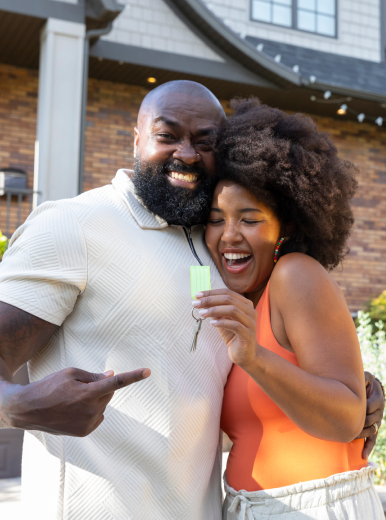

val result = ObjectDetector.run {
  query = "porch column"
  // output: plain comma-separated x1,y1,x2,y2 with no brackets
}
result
36,18,85,203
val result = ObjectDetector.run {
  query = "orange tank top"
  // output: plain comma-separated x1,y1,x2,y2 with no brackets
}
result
220,281,366,492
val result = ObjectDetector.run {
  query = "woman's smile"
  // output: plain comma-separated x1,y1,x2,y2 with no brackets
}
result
222,248,253,273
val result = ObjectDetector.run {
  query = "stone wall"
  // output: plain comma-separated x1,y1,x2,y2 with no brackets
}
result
0,63,385,311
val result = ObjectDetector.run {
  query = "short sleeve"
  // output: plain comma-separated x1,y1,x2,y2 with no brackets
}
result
0,203,87,326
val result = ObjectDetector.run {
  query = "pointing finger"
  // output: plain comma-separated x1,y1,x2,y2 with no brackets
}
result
89,368,151,397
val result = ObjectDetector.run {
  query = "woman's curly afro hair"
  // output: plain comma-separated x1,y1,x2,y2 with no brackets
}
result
215,98,358,271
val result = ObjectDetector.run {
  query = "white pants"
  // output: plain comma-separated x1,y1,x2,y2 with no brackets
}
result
223,463,384,519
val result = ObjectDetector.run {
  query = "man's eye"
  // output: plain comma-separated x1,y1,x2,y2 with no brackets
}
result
158,133,174,139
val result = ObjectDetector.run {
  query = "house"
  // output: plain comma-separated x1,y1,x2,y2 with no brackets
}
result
0,0,385,477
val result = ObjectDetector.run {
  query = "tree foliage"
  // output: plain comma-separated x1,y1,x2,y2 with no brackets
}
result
357,311,386,484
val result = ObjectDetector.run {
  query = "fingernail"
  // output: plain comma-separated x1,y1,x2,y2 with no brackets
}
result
192,300,201,307
195,292,204,299
210,320,218,325
104,370,114,376
198,309,208,316
142,369,151,378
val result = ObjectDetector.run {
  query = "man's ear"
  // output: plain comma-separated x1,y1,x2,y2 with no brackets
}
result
134,127,140,158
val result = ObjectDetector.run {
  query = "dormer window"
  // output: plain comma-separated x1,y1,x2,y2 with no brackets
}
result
251,0,337,37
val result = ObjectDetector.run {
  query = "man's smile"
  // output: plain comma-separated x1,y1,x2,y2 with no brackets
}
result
167,171,200,188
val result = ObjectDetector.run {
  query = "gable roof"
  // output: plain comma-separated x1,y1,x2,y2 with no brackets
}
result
166,0,386,103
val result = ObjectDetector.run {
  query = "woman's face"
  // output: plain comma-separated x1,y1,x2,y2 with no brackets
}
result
205,181,282,301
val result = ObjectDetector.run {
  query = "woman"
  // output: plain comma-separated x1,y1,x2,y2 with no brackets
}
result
192,99,384,519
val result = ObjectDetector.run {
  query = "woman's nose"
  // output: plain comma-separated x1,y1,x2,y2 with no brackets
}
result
222,223,243,243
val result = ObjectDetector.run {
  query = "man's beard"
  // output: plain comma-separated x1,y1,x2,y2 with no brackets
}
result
132,157,218,227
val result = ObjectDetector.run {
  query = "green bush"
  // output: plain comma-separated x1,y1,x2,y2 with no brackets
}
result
0,230,8,261
359,291,386,326
357,311,386,484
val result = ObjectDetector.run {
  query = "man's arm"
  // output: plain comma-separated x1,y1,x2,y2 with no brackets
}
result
357,371,385,459
0,302,150,436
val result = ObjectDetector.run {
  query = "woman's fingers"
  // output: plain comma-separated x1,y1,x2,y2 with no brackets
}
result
198,304,254,329
195,288,254,308
193,292,256,320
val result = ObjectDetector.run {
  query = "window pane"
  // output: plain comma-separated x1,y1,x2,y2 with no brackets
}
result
252,0,271,22
273,5,292,26
317,0,335,15
275,0,292,5
298,0,316,10
298,9,316,31
317,14,335,35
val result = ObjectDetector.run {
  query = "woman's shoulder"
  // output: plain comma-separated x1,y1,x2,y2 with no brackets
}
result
270,253,342,304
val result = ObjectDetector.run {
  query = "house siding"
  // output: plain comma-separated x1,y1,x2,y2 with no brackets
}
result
101,0,225,62
0,63,385,311
203,0,382,62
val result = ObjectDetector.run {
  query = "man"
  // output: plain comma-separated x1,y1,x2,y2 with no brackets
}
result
0,80,383,519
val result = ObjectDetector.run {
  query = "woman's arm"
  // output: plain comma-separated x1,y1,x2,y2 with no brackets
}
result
194,253,366,443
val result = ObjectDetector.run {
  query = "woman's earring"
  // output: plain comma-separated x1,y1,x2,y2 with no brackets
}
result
274,237,288,264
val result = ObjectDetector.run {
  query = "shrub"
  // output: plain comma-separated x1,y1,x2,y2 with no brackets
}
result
0,230,8,261
357,311,386,484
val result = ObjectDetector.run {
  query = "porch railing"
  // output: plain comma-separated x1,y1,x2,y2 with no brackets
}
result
0,188,40,237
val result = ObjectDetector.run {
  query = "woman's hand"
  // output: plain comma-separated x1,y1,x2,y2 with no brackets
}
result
193,289,258,367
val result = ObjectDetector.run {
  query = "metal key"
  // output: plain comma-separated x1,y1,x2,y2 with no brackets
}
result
190,315,203,353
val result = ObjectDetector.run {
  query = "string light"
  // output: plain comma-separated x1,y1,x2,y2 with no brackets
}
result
251,43,385,128
310,92,385,127
337,104,347,115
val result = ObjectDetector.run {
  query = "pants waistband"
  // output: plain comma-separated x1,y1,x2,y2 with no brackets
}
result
224,462,377,516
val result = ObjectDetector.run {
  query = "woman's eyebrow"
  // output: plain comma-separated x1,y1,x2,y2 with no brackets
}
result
210,207,222,212
239,208,263,214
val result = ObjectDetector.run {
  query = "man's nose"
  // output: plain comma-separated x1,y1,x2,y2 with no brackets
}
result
173,141,199,165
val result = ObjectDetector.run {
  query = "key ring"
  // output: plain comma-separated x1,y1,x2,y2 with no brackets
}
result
192,308,206,321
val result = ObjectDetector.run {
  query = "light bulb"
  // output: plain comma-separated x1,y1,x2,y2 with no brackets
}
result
337,104,347,115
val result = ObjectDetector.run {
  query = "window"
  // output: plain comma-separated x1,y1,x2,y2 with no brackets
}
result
252,0,292,27
251,0,336,37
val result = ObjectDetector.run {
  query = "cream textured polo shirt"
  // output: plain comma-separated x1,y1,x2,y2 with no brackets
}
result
0,170,232,520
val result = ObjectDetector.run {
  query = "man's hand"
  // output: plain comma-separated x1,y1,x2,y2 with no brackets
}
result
357,371,384,459
2,367,150,436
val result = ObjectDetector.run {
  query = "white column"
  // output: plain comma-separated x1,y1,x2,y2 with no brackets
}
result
36,18,85,203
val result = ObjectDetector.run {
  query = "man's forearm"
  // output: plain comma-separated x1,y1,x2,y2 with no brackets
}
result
0,302,58,430
0,358,20,428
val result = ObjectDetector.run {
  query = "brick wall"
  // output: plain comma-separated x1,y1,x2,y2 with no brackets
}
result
1,64,385,311
0,64,38,236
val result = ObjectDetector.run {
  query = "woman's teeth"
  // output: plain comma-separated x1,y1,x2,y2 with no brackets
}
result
170,172,198,183
224,253,251,260
223,252,252,267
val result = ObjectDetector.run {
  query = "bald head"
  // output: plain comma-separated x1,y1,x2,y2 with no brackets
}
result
137,80,225,128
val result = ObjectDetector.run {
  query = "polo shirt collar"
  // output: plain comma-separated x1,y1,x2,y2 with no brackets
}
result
112,169,169,230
